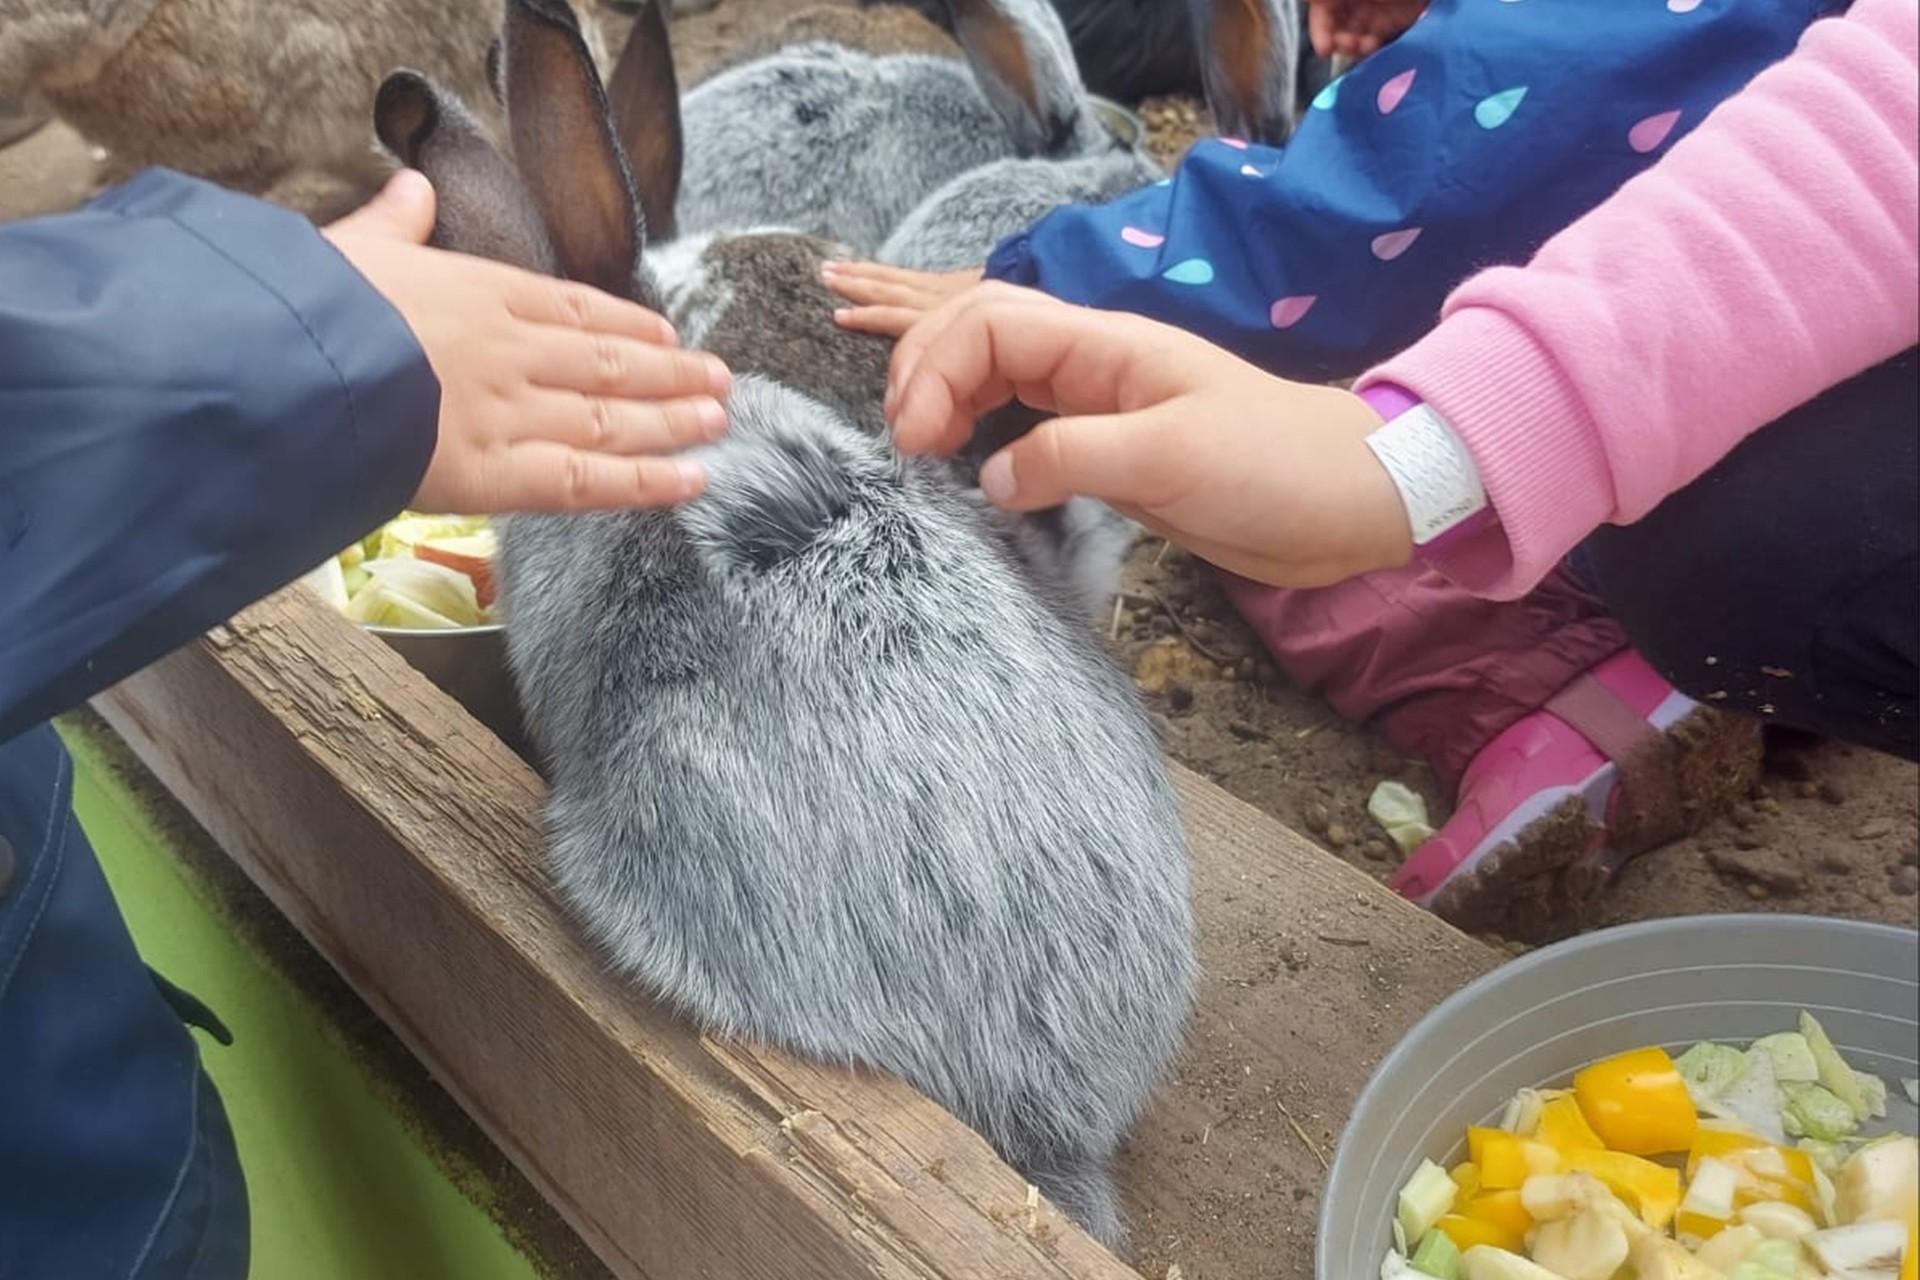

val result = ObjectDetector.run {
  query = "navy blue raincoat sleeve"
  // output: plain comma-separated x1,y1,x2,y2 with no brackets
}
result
0,170,439,742
985,0,1835,382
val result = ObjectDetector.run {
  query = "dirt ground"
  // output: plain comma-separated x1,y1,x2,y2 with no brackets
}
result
652,0,1918,951
6,2,1916,1276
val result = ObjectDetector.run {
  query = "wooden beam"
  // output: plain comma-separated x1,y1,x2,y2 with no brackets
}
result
97,585,1496,1279
98,588,1134,1280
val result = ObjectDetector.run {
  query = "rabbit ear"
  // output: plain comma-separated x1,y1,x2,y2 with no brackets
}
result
605,0,682,243
374,69,559,277
501,0,646,299
946,0,1092,156
1190,0,1302,144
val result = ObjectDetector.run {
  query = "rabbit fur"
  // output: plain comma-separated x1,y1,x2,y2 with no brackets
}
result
720,3,963,70
0,0,608,221
374,0,1194,1247
674,0,1137,253
880,147,1161,272
867,0,1323,136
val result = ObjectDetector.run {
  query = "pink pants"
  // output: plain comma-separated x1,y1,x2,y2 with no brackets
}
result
1220,564,1630,792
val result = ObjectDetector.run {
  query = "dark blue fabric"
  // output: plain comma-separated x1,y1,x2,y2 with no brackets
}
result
0,729,251,1280
1,169,438,1279
987,0,1839,381
1,169,438,743
1583,348,1920,761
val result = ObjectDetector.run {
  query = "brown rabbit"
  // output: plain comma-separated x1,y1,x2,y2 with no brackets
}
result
731,4,960,68
0,0,609,221
644,3,957,90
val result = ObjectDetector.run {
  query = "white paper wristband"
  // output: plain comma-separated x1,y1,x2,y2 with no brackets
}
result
1363,402,1490,547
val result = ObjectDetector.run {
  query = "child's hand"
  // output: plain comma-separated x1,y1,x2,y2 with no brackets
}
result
822,260,986,337
887,284,1413,588
324,170,731,514
1307,0,1428,58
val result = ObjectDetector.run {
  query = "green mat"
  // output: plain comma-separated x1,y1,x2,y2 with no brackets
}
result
58,718,552,1280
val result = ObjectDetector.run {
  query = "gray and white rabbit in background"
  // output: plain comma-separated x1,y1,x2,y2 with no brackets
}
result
374,0,1194,1247
867,0,1320,133
674,0,1142,253
873,0,1311,271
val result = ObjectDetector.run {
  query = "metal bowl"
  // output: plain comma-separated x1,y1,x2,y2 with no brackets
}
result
1318,913,1919,1278
365,622,528,754
1089,95,1145,149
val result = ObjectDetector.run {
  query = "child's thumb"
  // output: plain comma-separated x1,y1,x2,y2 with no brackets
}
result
325,169,437,245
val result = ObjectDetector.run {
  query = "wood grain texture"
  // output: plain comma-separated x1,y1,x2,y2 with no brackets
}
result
98,588,1133,1280
96,584,1496,1279
1120,772,1497,1277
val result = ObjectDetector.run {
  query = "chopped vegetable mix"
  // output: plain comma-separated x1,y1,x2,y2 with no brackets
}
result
1383,1012,1917,1280
300,512,497,630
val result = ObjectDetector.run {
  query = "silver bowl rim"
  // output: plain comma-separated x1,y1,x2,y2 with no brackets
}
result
1316,911,1919,1271
363,621,503,638
1088,94,1145,146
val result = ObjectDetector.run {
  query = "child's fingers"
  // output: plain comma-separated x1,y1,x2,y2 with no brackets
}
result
513,389,727,456
492,442,706,511
832,305,923,337
980,410,1180,513
883,284,999,424
890,287,1200,451
505,273,680,348
819,261,942,307
892,347,1013,456
888,289,1085,450
525,328,730,403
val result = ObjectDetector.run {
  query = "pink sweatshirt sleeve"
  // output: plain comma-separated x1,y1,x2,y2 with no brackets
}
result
1361,0,1919,601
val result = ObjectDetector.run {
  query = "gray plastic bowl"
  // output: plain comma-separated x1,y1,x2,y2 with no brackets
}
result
1319,914,1919,1279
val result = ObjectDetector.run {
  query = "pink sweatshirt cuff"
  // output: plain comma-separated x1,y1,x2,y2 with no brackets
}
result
1361,305,1618,601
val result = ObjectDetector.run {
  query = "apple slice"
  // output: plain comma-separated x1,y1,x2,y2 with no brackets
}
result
415,530,498,608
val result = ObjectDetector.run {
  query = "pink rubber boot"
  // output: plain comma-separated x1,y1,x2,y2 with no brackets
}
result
1220,566,1762,941
1391,649,1759,938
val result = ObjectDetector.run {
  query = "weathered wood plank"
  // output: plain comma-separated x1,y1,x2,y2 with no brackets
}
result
97,584,1498,1280
1119,774,1498,1278
98,587,1135,1280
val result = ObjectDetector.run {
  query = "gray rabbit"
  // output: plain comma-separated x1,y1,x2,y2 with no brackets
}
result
868,0,1314,139
878,147,1157,272
674,0,1138,253
876,0,1315,273
374,0,1193,1248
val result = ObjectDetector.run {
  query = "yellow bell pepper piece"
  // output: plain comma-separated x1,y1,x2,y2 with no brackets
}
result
1435,1214,1524,1253
1734,1178,1818,1216
1450,1162,1483,1201
1686,1128,1815,1185
1536,1095,1606,1152
1675,1208,1728,1240
1573,1046,1699,1157
1469,1128,1564,1190
1461,1190,1533,1235
1687,1130,1820,1216
1562,1148,1682,1230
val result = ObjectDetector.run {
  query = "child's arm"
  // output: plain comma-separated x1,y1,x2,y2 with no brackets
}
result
0,170,724,740
1366,0,1918,599
880,283,1412,589
970,0,1833,381
875,0,1913,602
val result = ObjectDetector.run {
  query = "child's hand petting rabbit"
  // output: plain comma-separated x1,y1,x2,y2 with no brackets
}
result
825,261,987,336
884,282,1415,588
324,171,731,513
